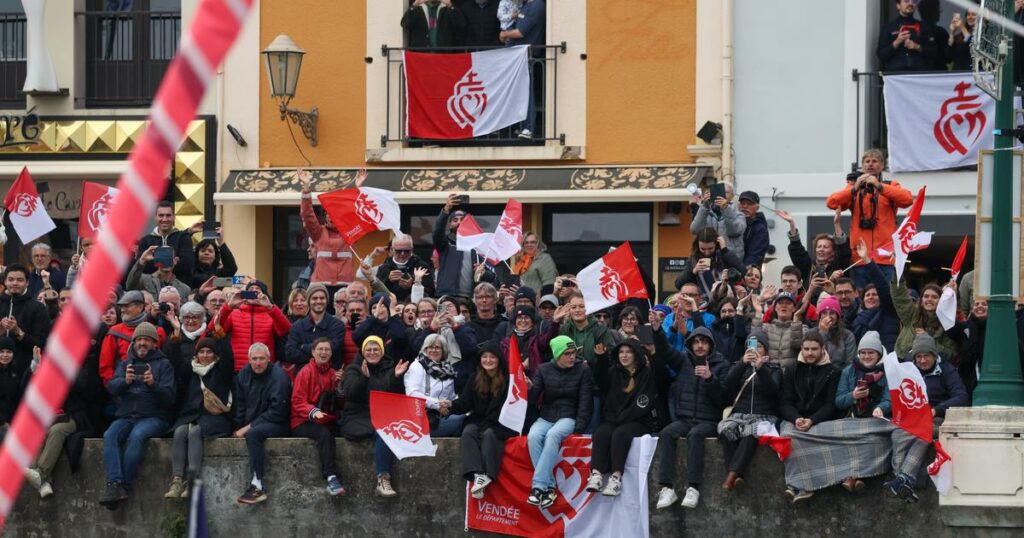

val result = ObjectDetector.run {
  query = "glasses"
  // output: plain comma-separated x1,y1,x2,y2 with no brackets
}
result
419,309,436,315
426,345,443,350
393,249,412,254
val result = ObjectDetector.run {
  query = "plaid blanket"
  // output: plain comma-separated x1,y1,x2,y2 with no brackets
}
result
781,418,930,492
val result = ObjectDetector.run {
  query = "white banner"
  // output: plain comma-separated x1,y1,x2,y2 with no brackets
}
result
884,72,995,172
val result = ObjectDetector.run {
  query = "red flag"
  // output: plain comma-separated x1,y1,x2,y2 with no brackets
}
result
756,422,791,461
79,181,119,240
3,166,55,243
882,352,934,443
950,235,968,281
318,187,401,244
456,214,494,260
499,335,528,433
370,390,437,459
928,440,953,495
889,186,932,281
576,242,648,314
488,199,523,262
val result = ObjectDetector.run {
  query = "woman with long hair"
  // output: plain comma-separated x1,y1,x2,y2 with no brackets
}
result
191,237,238,290
815,297,857,369
892,278,958,359
674,228,745,302
515,232,558,293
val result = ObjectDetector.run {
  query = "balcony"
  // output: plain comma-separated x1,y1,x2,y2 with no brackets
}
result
0,12,26,108
76,9,180,108
379,43,566,149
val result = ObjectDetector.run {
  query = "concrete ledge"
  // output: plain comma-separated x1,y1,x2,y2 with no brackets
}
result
3,437,971,537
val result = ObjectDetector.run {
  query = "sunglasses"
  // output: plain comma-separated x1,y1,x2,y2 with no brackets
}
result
393,249,412,254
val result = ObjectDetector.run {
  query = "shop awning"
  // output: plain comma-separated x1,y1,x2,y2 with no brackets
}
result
215,164,712,205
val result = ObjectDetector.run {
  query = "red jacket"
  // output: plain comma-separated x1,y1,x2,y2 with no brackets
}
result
212,303,291,372
301,194,356,286
99,322,167,388
290,360,339,430
826,180,914,265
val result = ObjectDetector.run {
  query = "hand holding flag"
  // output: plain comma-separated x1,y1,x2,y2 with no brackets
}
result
3,167,55,243
499,336,528,433
318,183,401,244
577,242,649,314
891,186,933,281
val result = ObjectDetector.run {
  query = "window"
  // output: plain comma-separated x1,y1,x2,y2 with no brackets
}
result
0,0,25,107
543,203,653,275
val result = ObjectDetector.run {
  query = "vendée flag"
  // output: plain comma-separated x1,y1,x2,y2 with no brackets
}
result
487,199,523,263
576,242,648,314
370,390,437,460
498,335,528,433
318,187,401,244
891,186,932,282
405,45,529,139
3,167,55,243
884,72,995,172
79,181,119,240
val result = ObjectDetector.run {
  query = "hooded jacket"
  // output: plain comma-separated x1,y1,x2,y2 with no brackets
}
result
107,345,176,422
290,360,340,430
137,227,195,285
780,349,841,425
233,362,292,429
529,356,594,433
213,302,292,372
0,290,51,374
300,193,356,286
594,339,659,429
690,202,746,261
557,318,615,367
654,326,727,423
711,315,747,364
662,311,717,353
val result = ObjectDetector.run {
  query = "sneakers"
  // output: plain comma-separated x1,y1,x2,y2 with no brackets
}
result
164,477,185,499
601,474,622,497
655,487,678,510
585,470,603,493
470,474,492,499
24,468,42,490
526,487,545,506
885,474,919,503
180,480,190,499
783,486,813,503
541,488,557,509
99,481,128,509
237,484,267,504
39,482,53,499
842,477,866,493
327,476,346,496
680,487,700,508
376,474,397,498
517,129,533,140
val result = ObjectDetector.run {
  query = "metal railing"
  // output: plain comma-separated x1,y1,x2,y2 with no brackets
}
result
380,43,566,147
0,13,26,108
76,10,181,108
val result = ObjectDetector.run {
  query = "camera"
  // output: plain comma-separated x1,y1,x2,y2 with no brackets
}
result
349,312,362,328
725,267,744,284
158,302,171,314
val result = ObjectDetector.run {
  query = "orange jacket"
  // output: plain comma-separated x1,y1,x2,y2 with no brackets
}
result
826,180,913,266
301,194,356,286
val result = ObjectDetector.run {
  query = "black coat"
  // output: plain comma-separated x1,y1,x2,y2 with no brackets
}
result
919,361,970,418
376,255,435,302
529,359,593,432
450,371,516,435
454,0,501,47
172,357,234,438
164,332,234,416
710,316,747,365
337,355,405,438
594,340,659,430
0,291,51,373
286,314,347,370
956,315,985,393
655,326,727,423
191,244,238,289
233,363,291,429
0,362,25,425
401,2,466,49
107,347,177,422
722,360,782,417
780,359,841,425
354,315,411,361
787,232,851,288
137,229,196,286
877,15,937,72
743,212,770,267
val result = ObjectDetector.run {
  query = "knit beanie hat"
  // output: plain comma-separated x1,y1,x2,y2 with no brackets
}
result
362,335,385,355
909,333,939,358
513,305,536,321
133,322,159,342
306,283,329,302
857,331,885,356
247,280,269,295
817,296,841,317
478,340,504,361
549,335,578,360
194,337,219,355
0,336,15,353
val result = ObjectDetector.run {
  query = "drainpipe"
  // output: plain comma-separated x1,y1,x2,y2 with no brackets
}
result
721,0,734,183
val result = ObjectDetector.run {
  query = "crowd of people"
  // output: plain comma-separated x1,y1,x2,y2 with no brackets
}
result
0,148,1003,515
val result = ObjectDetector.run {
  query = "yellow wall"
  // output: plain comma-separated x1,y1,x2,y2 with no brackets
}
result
585,0,697,164
260,0,367,168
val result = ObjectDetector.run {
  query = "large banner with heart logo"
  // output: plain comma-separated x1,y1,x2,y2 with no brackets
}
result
465,435,656,538
883,72,995,172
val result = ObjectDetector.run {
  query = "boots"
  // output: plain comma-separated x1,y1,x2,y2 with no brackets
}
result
722,471,745,491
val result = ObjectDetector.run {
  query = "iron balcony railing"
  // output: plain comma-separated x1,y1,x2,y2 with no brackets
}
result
380,43,566,147
76,10,181,108
0,13,27,108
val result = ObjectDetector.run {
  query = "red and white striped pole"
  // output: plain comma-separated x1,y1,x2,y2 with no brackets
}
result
0,0,254,528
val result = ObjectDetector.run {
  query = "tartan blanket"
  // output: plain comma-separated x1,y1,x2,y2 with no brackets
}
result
781,418,930,492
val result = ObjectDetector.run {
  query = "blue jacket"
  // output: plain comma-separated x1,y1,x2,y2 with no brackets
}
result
285,314,347,370
233,363,292,429
916,360,969,418
662,311,716,353
851,261,899,353
742,212,770,267
835,361,891,417
107,346,176,422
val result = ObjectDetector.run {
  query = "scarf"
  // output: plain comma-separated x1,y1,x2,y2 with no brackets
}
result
418,354,455,381
123,312,146,328
183,324,207,342
438,325,462,362
191,359,216,377
513,252,534,276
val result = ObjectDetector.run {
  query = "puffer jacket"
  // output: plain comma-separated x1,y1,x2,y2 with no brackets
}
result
290,360,339,430
779,350,841,425
690,202,746,261
212,302,292,372
721,359,782,417
171,356,234,439
529,357,594,433
107,347,176,422
233,362,292,429
654,326,727,423
301,193,356,286
594,339,659,430
751,317,804,371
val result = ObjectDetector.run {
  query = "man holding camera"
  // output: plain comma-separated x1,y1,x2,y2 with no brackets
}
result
100,291,167,387
376,233,434,302
136,200,197,285
826,150,913,288
877,0,937,72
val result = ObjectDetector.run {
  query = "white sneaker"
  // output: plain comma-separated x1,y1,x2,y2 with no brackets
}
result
39,482,53,499
681,487,700,508
585,471,603,492
601,474,622,497
24,468,41,491
517,129,533,140
470,474,492,499
655,487,678,509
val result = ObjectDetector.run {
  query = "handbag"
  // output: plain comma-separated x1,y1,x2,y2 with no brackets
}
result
721,371,757,420
200,378,233,415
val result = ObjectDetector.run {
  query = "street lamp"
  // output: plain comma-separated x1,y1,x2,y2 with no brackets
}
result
262,34,318,147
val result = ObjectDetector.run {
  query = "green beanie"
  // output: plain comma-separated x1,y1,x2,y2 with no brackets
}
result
549,335,578,361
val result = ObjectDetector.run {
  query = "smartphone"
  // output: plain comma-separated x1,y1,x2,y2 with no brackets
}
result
456,194,470,205
856,379,869,389
699,257,711,267
202,220,221,240
212,276,234,288
636,325,655,346
240,290,258,300
153,246,174,268
746,336,759,352
709,182,727,201
231,275,246,286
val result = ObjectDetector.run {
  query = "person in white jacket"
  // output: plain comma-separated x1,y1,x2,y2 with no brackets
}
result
404,333,464,437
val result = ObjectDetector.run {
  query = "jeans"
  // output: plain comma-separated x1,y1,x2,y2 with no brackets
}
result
656,419,718,488
245,422,289,481
293,422,339,480
171,423,203,480
851,263,896,290
374,433,395,476
103,416,169,488
434,414,465,438
528,417,575,489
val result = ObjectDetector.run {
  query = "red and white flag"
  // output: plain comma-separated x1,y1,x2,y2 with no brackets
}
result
404,45,530,139
890,186,932,282
928,440,953,496
756,421,792,461
318,187,401,244
882,351,934,443
884,72,995,171
576,242,649,315
486,198,523,263
499,335,528,434
79,181,119,240
456,214,494,260
950,235,968,283
370,391,437,459
3,167,55,243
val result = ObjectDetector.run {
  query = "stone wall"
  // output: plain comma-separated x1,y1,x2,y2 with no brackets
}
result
2,438,999,537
